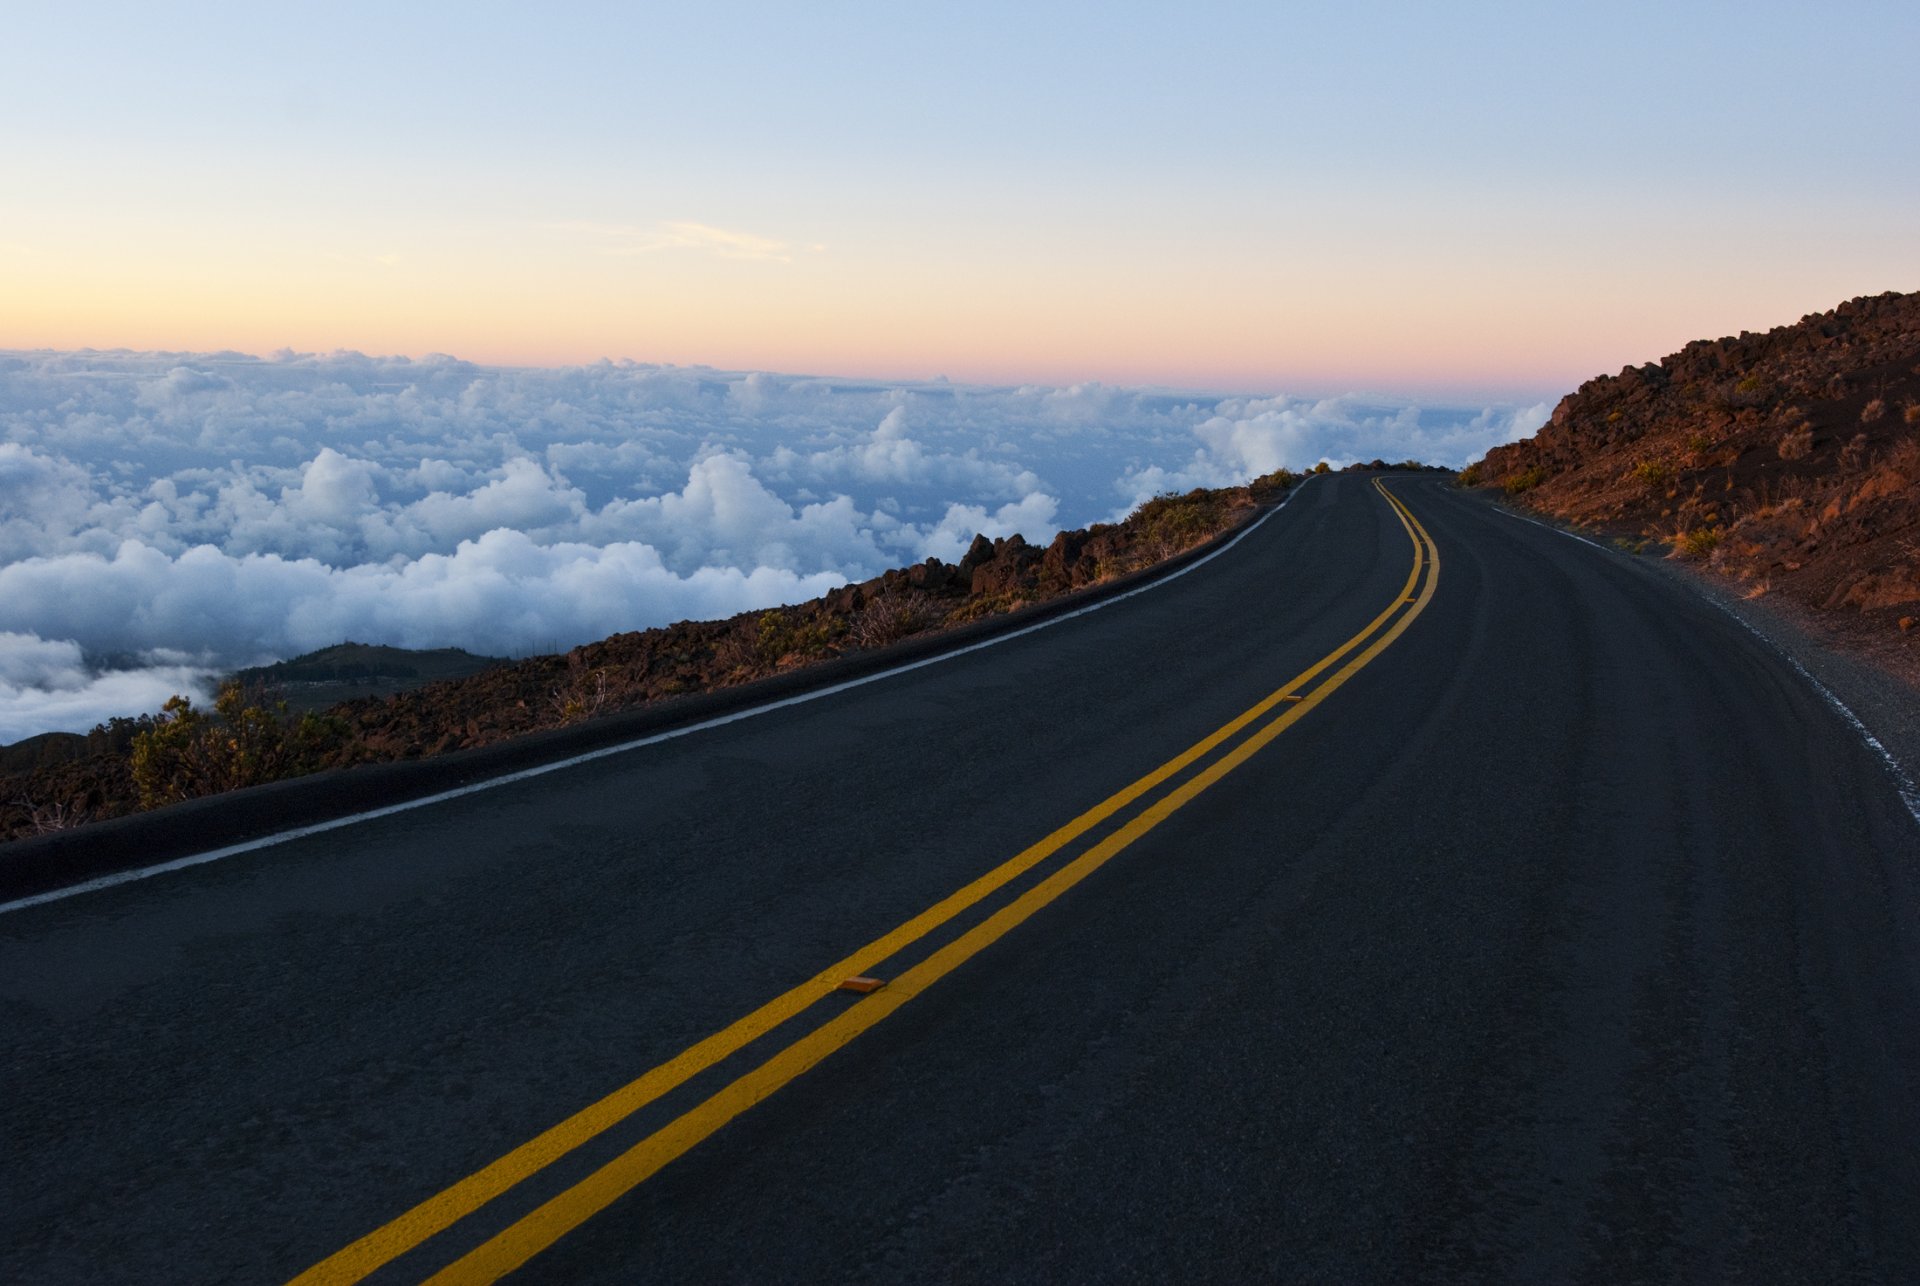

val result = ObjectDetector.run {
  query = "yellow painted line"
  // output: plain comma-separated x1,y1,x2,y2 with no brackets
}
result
420,480,1440,1285
291,479,1437,1286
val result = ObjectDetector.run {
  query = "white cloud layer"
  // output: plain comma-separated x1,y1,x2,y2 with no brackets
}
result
0,631,212,745
0,348,1544,740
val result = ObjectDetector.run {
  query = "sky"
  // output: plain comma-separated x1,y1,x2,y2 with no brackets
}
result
4,1,1916,401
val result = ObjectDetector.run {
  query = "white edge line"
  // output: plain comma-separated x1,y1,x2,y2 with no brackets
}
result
1491,502,1920,831
0,479,1317,916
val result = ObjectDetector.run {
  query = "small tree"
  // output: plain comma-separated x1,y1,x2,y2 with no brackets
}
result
130,683,356,808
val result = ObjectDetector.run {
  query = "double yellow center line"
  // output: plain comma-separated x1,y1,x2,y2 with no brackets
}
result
293,479,1440,1285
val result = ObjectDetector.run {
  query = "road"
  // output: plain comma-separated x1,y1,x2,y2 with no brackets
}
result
3,473,1917,1284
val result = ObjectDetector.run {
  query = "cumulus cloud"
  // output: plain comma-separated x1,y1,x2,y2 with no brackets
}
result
584,452,898,577
0,443,112,561
0,537,844,667
0,631,213,745
1110,395,1551,512
0,347,1544,738
920,494,1062,563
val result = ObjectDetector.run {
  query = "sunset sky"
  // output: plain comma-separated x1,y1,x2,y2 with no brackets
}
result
4,1,1917,400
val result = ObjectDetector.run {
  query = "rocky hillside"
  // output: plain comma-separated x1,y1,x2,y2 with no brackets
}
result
1471,290,1920,645
2,473,1302,843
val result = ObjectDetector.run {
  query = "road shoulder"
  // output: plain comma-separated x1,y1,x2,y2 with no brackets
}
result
1464,484,1920,823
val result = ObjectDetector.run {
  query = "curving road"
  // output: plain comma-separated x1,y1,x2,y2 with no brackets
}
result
3,473,1918,1283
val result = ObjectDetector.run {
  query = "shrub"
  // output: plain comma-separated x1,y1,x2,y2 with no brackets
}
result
1126,489,1230,561
1456,463,1482,487
129,682,357,809
850,592,937,650
1503,466,1546,495
1715,376,1769,410
1777,423,1814,460
86,713,158,756
1630,458,1673,488
1246,468,1298,500
1669,526,1723,559
1861,397,1887,424
942,592,1023,629
753,609,834,667
550,655,612,724
13,796,91,835
1904,401,1920,425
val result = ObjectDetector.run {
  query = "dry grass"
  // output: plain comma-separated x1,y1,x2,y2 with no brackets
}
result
1889,436,1920,475
1861,397,1887,423
849,591,938,650
1668,525,1723,559
11,795,88,834
1841,433,1872,470
549,656,612,724
1777,422,1814,460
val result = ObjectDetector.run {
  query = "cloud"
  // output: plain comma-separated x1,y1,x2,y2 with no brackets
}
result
0,631,213,744
0,537,844,669
919,492,1061,563
0,347,1545,739
0,443,122,562
1109,394,1554,512
584,451,896,577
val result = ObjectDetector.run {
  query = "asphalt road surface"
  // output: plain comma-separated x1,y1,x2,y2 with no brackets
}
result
4,473,1917,1284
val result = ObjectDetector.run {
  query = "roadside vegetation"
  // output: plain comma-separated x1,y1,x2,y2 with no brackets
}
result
128,685,359,809
2,466,1367,843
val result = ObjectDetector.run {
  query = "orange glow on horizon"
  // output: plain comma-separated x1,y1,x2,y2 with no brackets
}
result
2,223,1903,405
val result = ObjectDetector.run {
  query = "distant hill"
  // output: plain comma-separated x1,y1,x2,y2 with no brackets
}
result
0,731,90,776
1469,290,1920,652
232,643,504,711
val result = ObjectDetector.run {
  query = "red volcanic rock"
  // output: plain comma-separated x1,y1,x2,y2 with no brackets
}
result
1471,290,1920,660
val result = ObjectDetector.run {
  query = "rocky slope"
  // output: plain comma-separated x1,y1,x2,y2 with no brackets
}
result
1471,290,1920,654
2,474,1302,843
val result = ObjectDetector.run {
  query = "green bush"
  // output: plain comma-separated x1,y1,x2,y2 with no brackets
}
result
130,682,357,809
752,609,835,667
